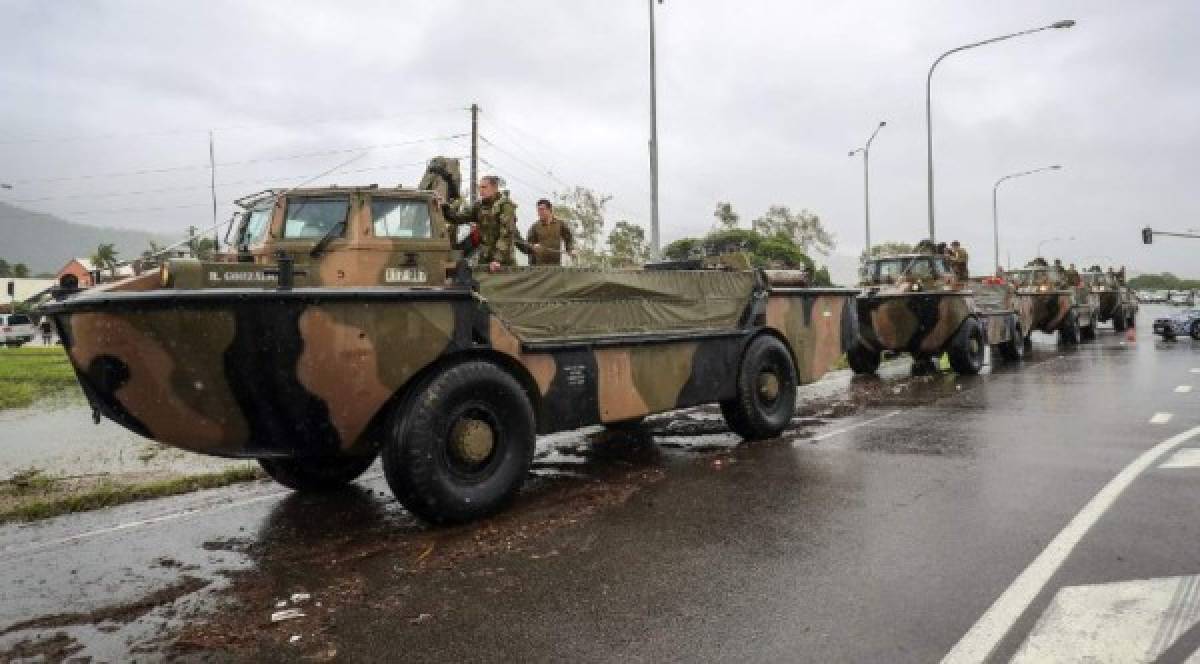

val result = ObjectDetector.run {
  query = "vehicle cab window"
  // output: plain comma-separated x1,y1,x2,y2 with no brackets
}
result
370,199,432,238
283,197,350,239
240,205,273,247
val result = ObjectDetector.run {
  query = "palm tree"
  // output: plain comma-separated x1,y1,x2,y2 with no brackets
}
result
91,243,119,278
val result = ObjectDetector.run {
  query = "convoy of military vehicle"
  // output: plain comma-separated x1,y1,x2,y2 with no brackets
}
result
37,157,1148,523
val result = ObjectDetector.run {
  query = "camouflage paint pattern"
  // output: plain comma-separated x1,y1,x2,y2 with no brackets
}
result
45,169,860,460
1016,292,1073,334
855,293,974,354
765,292,858,384
49,284,856,455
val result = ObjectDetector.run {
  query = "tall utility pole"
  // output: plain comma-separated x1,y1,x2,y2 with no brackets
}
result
470,103,480,204
209,130,219,249
849,121,886,258
924,19,1075,244
648,0,662,257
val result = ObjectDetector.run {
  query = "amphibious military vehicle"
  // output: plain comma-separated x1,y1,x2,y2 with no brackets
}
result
1081,268,1137,331
845,252,1022,375
1004,265,1097,344
41,159,859,524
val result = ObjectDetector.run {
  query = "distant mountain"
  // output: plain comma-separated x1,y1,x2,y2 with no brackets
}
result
0,202,175,274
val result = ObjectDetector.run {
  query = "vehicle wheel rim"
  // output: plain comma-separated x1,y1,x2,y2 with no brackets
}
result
442,404,501,479
757,371,781,404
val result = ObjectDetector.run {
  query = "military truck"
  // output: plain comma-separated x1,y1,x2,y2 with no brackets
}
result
40,159,860,524
845,252,1022,376
1003,265,1096,344
1081,269,1137,331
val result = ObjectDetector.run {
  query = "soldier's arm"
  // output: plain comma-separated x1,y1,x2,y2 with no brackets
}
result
441,201,475,225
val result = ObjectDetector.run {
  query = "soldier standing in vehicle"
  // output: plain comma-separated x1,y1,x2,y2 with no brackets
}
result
948,240,969,279
526,199,576,266
1065,263,1081,288
442,175,519,271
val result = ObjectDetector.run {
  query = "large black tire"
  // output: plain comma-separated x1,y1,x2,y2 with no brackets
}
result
998,323,1024,362
947,318,985,375
1113,312,1127,331
1081,319,1096,341
259,453,376,492
846,343,882,375
1059,313,1080,345
381,361,535,524
719,335,798,441
1191,321,1200,341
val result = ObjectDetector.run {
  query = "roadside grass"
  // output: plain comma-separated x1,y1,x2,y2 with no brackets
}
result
0,465,264,523
0,346,78,410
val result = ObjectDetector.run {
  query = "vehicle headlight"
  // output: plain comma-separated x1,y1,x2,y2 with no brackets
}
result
910,283,921,292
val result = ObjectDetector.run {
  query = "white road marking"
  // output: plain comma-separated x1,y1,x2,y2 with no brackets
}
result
1011,575,1200,662
1176,385,1194,393
941,425,1200,664
1159,448,1200,469
1190,368,1200,374
797,410,903,445
1152,412,1175,424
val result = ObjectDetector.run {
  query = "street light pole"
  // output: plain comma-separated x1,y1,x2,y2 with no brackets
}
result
925,19,1075,244
648,0,662,257
1037,235,1075,258
993,164,1061,273
849,121,886,258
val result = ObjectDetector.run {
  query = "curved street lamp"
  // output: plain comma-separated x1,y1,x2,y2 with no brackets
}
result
849,121,887,257
1037,235,1075,258
925,19,1076,243
993,164,1061,273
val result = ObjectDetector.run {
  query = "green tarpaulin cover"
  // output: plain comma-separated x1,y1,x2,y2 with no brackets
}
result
477,267,756,341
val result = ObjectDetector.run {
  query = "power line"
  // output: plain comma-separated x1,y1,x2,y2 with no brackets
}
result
2,156,469,220
0,107,466,146
7,134,468,185
479,135,571,190
8,157,460,204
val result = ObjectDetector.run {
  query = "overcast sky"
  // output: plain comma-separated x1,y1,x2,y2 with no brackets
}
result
1,0,1197,275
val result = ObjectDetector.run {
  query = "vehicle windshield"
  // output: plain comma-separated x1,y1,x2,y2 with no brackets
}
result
1008,268,1064,288
240,205,273,247
7,315,30,325
283,197,350,239
867,256,945,284
371,199,432,238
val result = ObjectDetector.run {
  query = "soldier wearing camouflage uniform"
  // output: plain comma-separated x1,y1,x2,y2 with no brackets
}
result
443,175,519,270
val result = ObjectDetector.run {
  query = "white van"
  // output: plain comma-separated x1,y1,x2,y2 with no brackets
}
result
0,313,36,347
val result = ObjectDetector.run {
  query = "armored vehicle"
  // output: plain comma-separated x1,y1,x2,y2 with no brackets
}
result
845,252,1022,375
1081,269,1136,331
41,159,859,524
1004,266,1096,344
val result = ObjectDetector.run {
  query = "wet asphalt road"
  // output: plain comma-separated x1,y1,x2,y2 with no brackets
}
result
3,306,1200,662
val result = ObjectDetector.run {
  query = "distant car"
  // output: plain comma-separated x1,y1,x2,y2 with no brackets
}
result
1153,309,1200,340
1169,292,1195,307
0,313,35,347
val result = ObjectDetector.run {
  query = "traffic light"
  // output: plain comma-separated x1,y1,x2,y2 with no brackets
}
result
1142,227,1153,244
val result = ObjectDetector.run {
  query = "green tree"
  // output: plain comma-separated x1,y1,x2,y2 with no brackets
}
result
861,241,915,259
606,221,649,267
713,202,739,230
0,259,10,277
811,266,833,287
751,206,836,256
90,243,119,276
12,263,29,278
555,186,611,261
663,237,702,261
